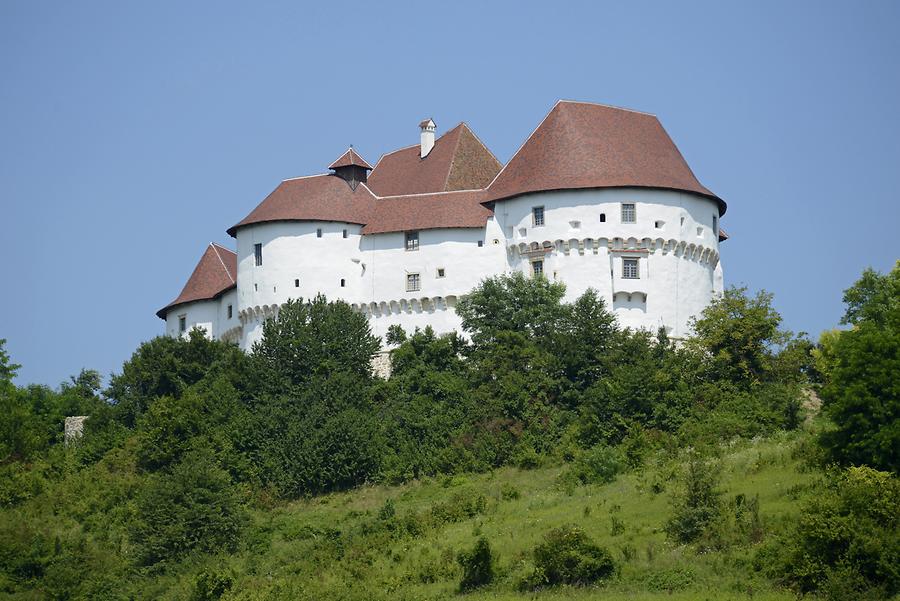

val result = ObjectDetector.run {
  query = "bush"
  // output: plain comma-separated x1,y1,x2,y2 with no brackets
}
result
560,444,624,486
191,568,234,601
760,466,899,598
665,454,723,545
131,450,245,566
458,537,495,591
522,525,616,589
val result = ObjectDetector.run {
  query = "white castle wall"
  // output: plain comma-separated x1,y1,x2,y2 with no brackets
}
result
166,188,723,348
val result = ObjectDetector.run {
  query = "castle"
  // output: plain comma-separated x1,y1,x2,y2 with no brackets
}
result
157,101,727,349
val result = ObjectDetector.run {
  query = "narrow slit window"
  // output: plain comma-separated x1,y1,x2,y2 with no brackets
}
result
621,203,636,223
227,305,233,319
477,240,483,247
340,278,346,287
712,215,718,235
405,231,419,251
317,228,322,238
436,268,445,278
254,243,262,266
342,229,348,238
532,206,545,227
623,257,639,279
406,272,421,292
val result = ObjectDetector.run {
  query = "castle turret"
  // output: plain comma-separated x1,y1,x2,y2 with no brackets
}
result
328,147,372,190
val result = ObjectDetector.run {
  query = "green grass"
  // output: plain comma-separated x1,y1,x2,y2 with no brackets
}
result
128,430,814,600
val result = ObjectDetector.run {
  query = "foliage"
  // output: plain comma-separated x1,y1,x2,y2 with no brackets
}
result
131,449,245,566
760,466,899,598
523,525,616,589
819,262,900,472
560,444,624,486
457,536,495,591
665,453,723,545
191,567,235,601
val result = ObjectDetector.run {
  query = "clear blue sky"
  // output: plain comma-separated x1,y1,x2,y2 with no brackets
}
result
2,1,898,386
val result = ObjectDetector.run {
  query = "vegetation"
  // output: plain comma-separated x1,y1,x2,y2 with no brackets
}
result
0,263,896,598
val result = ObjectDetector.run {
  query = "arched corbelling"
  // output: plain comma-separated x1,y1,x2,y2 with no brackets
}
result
612,237,624,250
626,237,638,249
554,239,565,252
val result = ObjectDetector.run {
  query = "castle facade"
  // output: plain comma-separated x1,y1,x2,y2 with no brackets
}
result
158,101,727,349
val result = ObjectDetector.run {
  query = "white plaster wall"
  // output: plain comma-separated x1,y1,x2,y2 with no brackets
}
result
165,300,218,339
492,188,722,337
177,187,724,349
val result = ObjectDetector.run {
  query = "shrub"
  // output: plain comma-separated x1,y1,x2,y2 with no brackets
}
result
522,525,616,589
646,567,695,592
561,444,624,486
191,568,234,601
665,454,723,545
458,537,495,591
760,466,899,598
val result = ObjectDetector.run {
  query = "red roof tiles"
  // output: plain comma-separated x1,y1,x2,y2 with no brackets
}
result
157,243,236,318
226,175,377,237
328,147,372,170
366,123,502,196
484,101,726,215
362,190,491,235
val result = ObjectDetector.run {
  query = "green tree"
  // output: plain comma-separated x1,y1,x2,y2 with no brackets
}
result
820,263,900,471
689,286,791,386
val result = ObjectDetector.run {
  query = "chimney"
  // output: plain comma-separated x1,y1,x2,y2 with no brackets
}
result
419,118,436,158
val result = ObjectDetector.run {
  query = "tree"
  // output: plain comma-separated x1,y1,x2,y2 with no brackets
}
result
0,339,20,385
252,295,380,392
820,264,900,472
689,286,791,386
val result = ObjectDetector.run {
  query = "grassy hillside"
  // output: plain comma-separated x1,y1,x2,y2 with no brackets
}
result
129,430,814,600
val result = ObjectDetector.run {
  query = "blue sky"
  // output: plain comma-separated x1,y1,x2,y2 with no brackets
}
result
2,1,898,386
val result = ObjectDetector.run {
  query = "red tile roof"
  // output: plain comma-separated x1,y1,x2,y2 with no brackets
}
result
366,123,502,196
362,190,491,234
483,101,726,215
226,175,377,237
328,147,372,170
157,243,236,318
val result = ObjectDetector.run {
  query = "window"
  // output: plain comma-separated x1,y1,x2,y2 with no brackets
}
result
227,305,232,319
697,226,703,237
532,259,544,277
340,278,346,287
532,206,545,227
178,315,186,333
569,220,581,230
342,229,348,238
317,228,322,238
621,203,636,223
655,220,665,229
477,240,483,247
623,257,639,279
254,283,258,291
436,268,445,278
405,231,419,251
406,272,420,292
295,278,299,287
712,215,718,235
254,243,262,266
600,213,606,223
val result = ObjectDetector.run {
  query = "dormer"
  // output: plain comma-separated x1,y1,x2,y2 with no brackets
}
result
329,147,372,190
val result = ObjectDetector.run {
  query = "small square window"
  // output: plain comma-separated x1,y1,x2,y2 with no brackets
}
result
405,231,419,251
532,206,545,227
436,268,445,278
406,272,421,292
178,315,186,333
621,203,636,223
317,228,322,238
477,240,483,247
254,243,262,266
532,259,544,277
227,305,233,319
623,257,639,279
343,229,348,238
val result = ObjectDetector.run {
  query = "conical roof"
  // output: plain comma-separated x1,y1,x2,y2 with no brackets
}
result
484,101,725,214
329,147,372,170
157,243,236,318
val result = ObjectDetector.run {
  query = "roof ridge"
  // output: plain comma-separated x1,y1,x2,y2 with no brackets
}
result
209,243,235,284
557,99,657,117
485,102,560,192
282,173,332,182
441,123,467,191
373,188,485,200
